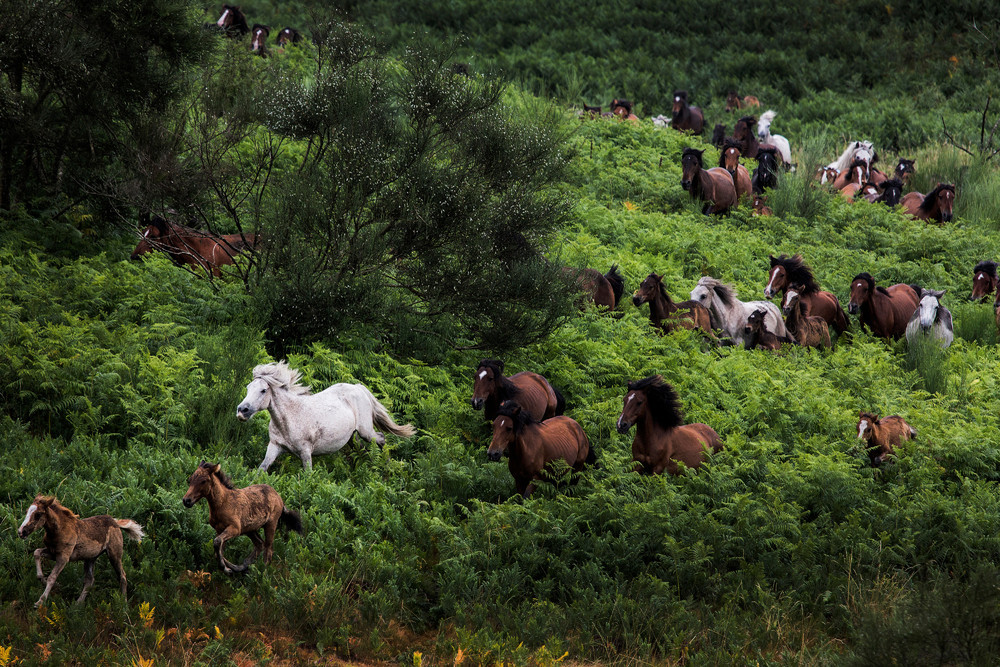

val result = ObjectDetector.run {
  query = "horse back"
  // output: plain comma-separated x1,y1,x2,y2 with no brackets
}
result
705,167,737,210
537,416,590,468
733,164,752,201
664,424,721,473
72,515,122,559
690,106,704,134
900,192,925,217
805,291,849,331
509,372,558,420
233,484,285,532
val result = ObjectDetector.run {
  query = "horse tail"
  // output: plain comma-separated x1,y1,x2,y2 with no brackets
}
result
367,390,417,438
115,519,145,542
585,441,598,467
908,284,923,298
552,385,567,416
605,265,625,307
280,507,304,534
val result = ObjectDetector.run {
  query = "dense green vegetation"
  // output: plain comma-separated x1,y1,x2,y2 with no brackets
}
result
3,1,1000,665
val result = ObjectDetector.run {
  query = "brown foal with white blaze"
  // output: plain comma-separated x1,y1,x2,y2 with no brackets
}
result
18,495,144,607
183,462,303,575
857,412,916,466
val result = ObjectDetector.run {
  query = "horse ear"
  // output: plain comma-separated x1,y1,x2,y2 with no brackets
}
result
211,463,221,474
496,360,505,374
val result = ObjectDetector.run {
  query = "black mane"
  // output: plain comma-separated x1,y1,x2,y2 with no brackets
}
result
919,183,955,213
627,375,684,431
770,254,819,294
477,359,519,398
682,147,704,167
974,260,998,279
496,400,536,433
204,462,236,490
876,178,903,206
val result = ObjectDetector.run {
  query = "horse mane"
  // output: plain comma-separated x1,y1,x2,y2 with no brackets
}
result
723,137,742,151
757,145,778,157
38,496,78,520
737,115,757,129
698,276,735,307
202,462,236,490
656,279,675,306
674,90,688,100
252,361,312,395
852,272,876,295
682,147,704,166
759,110,777,126
496,400,535,433
770,254,819,294
919,183,955,213
611,98,633,113
627,375,684,431
859,410,880,423
974,260,998,279
477,359,519,397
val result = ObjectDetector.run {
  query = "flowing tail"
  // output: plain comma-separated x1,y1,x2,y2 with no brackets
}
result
585,442,598,467
116,519,145,542
367,390,416,438
280,507,304,534
553,386,567,416
605,265,625,308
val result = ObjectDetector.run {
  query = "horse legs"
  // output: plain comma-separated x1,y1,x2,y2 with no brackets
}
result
298,450,313,472
258,442,284,471
34,547,51,580
77,559,96,604
262,521,277,564
355,422,386,447
36,555,70,608
214,527,244,575
108,539,127,597
241,531,264,568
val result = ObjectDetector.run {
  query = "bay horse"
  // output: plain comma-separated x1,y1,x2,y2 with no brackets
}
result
905,289,953,349
472,359,564,423
277,27,303,46
130,216,257,277
213,4,249,37
751,146,780,194
681,148,737,215
765,255,849,333
871,178,903,207
632,273,718,340
616,375,722,475
250,24,270,57
237,361,416,471
569,265,625,310
671,91,704,134
690,276,789,345
744,308,796,350
725,91,760,113
848,273,920,339
183,462,303,575
733,115,760,159
894,158,916,184
901,183,955,224
857,412,915,466
971,260,998,301
756,110,792,169
18,495,144,608
719,138,752,202
783,285,832,348
487,402,594,498
710,123,727,148
610,98,639,122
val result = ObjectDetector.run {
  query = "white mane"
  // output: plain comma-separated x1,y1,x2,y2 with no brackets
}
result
759,110,777,127
834,140,874,173
252,361,312,396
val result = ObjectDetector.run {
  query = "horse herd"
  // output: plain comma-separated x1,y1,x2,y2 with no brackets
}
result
208,4,304,57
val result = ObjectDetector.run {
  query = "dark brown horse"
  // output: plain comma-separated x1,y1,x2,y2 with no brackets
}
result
848,273,920,339
871,178,904,207
901,183,955,224
710,123,727,148
18,495,144,607
471,359,564,422
857,412,915,466
725,91,760,113
681,148,737,215
764,255,849,333
213,4,249,37
250,24,270,56
719,138,752,202
277,27,303,46
487,402,594,497
568,265,625,310
783,285,832,348
671,91,704,134
751,146,780,194
632,273,717,338
183,462,303,575
744,308,796,350
616,376,722,475
971,260,999,302
733,115,760,159
130,216,257,276
894,158,915,184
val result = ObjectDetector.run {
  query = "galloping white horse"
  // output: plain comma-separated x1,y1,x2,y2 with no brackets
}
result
237,361,416,471
690,277,790,345
905,289,953,349
757,111,792,169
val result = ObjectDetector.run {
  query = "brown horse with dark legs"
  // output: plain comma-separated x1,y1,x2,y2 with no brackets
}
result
183,462,303,575
764,254,850,334
617,376,722,475
744,308,795,350
857,412,915,466
902,183,956,224
725,91,760,113
131,216,257,277
568,265,625,310
671,91,704,134
681,148,737,215
848,273,920,339
719,138,752,202
783,285,832,348
18,495,144,608
733,115,760,159
487,402,594,497
471,359,564,422
971,260,999,301
632,273,718,339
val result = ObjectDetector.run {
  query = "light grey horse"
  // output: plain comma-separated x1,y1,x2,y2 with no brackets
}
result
237,361,416,471
690,276,791,346
757,110,793,169
905,289,953,349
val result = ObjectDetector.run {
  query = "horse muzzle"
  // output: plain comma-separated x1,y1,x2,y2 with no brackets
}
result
182,497,195,508
487,450,502,462
940,212,953,223
632,294,645,306
847,302,859,315
680,179,692,191
763,287,774,298
616,418,632,434
470,398,483,410
17,527,27,539
236,404,253,421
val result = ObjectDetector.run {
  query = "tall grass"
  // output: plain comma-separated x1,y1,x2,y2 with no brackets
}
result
903,331,949,395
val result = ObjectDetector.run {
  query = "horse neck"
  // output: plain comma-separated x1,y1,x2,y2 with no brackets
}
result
205,475,234,516
264,386,295,436
785,300,802,333
42,504,77,540
649,289,675,321
635,410,674,456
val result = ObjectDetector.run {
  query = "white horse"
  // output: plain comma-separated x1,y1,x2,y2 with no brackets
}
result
652,114,672,128
833,140,875,174
757,110,793,169
690,276,790,345
237,361,416,471
905,289,953,349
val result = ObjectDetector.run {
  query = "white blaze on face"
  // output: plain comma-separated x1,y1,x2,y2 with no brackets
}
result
858,420,869,439
919,296,937,328
217,9,230,27
19,504,38,532
674,96,680,103
765,266,781,295
478,371,487,380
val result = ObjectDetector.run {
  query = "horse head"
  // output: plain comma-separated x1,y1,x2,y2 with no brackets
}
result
782,283,807,316
848,273,876,314
725,91,740,112
857,411,878,441
680,148,705,190
237,375,274,421
671,91,688,115
471,359,504,410
488,402,523,461
895,158,915,182
183,462,225,507
918,290,945,330
632,273,663,307
971,261,998,301
17,495,54,539
251,24,270,54
721,138,742,174
933,184,956,223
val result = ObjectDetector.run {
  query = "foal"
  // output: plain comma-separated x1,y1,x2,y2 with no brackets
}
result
632,273,717,339
857,412,916,466
783,285,832,349
183,462,303,575
744,308,796,350
18,495,144,607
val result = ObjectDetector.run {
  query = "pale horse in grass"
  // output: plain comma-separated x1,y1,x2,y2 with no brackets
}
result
905,289,953,349
757,110,793,170
236,361,416,471
690,276,791,346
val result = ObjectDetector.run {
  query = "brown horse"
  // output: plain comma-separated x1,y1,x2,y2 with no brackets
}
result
831,157,867,191
733,115,760,159
719,138,752,202
971,260,999,301
610,98,639,122
130,216,257,277
487,402,594,497
183,462,303,575
616,375,722,475
212,4,250,37
901,183,956,224
725,91,760,113
764,254,850,333
681,148,737,215
752,194,772,216
671,91,704,134
568,265,625,310
632,273,718,339
783,285,832,348
471,359,564,422
744,308,796,350
894,158,916,184
848,272,920,339
857,412,916,466
276,26,303,46
18,495,144,608
250,23,269,56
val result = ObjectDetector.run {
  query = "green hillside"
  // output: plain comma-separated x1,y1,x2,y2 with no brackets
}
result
3,1,1000,665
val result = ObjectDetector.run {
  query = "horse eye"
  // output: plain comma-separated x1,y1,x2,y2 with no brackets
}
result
260,388,266,394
